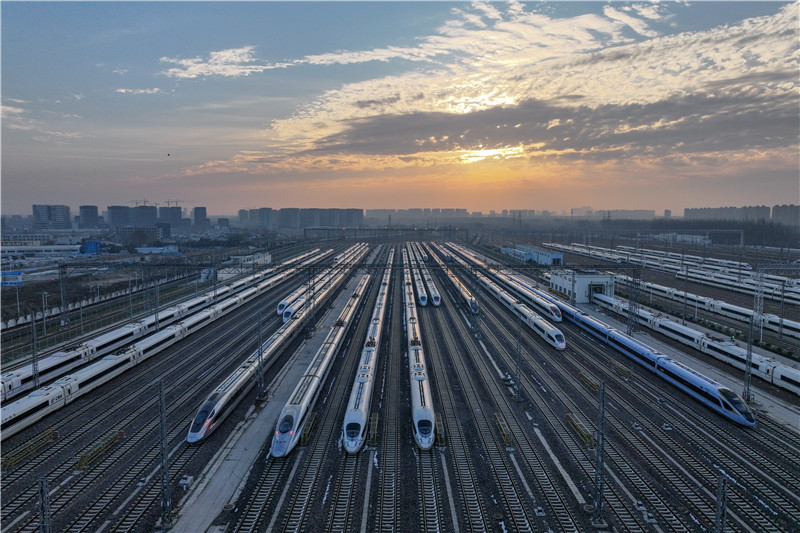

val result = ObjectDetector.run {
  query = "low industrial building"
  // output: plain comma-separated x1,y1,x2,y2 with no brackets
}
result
501,244,563,266
548,269,615,304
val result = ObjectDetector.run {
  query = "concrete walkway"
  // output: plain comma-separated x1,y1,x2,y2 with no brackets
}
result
169,276,361,532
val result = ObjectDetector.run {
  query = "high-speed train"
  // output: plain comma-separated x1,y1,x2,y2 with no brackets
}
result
593,293,800,396
403,249,436,450
475,272,566,350
532,290,756,426
0,252,341,439
406,243,429,307
418,243,441,307
281,244,368,322
0,248,328,403
431,243,479,315
187,245,368,443
270,274,370,457
496,271,562,322
343,251,393,453
616,275,800,341
675,268,800,306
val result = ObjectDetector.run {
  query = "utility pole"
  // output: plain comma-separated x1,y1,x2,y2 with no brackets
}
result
591,382,607,529
715,474,728,533
743,270,764,404
159,380,172,528
626,268,640,337
31,317,40,389
256,312,266,400
514,313,522,399
38,478,52,533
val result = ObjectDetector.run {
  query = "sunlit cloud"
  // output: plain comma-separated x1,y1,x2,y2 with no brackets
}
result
160,45,286,78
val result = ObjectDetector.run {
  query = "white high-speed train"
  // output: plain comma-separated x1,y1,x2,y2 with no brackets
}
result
406,243,429,307
593,293,800,397
281,244,368,322
617,275,800,341
475,272,566,351
1,248,327,403
270,274,370,457
431,243,479,315
187,244,368,444
403,248,436,450
534,290,756,426
343,251,393,453
675,268,800,306
496,271,562,322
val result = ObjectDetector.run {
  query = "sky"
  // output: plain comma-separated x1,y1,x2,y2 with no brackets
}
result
2,1,798,217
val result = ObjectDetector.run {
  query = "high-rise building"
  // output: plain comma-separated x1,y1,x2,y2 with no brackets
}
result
107,205,130,228
772,205,799,227
192,206,209,229
131,205,158,227
158,206,182,226
79,205,99,228
32,204,71,229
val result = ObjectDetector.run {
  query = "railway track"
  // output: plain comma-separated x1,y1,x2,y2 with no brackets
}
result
373,270,408,533
1,282,304,532
475,268,800,532
230,272,371,532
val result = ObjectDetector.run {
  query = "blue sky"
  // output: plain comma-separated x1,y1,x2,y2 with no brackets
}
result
2,1,798,216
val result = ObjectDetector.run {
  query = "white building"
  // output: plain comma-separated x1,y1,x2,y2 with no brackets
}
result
548,269,615,304
501,244,563,266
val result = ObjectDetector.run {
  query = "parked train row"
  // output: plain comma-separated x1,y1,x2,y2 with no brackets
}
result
0,249,330,441
270,274,371,457
343,250,394,453
592,293,800,397
0,248,328,404
473,269,566,350
187,244,368,443
546,242,754,273
675,268,800,306
445,242,563,323
544,242,800,306
414,241,441,306
529,289,756,426
280,244,369,322
615,274,800,340
406,243,430,307
429,243,479,315
403,248,436,450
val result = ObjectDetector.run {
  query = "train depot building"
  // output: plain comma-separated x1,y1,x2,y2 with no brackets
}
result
548,269,615,304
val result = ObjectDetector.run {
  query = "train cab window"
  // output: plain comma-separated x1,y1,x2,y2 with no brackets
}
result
554,333,565,344
418,420,433,436
190,409,210,433
719,388,755,422
346,423,361,438
278,415,294,434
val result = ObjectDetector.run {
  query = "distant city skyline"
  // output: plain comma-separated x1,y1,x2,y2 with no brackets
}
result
2,2,798,216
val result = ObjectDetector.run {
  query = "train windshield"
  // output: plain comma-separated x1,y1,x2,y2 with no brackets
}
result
550,306,561,318
278,415,294,434
346,423,361,438
719,389,755,423
554,333,565,344
190,401,216,433
418,420,433,436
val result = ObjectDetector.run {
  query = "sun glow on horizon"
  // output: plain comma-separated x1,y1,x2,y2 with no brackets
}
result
458,145,525,163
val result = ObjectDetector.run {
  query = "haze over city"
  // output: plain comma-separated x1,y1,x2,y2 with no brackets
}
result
2,1,798,216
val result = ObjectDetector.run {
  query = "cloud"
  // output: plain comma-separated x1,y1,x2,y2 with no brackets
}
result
159,45,281,78
2,101,86,144
166,1,798,193
116,88,162,95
